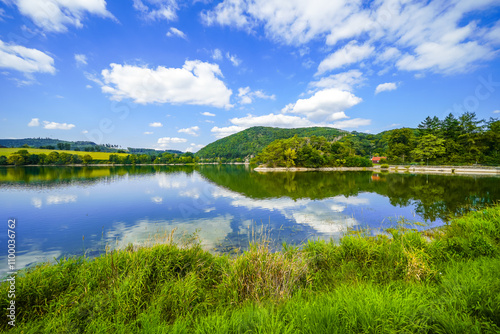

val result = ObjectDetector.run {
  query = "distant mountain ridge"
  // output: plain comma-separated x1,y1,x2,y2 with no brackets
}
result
195,126,347,160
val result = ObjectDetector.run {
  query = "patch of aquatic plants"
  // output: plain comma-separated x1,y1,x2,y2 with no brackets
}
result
1,206,500,333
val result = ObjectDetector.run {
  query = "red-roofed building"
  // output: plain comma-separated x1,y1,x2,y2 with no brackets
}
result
371,156,387,164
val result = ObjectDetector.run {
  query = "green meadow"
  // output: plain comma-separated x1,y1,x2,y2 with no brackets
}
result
1,206,500,333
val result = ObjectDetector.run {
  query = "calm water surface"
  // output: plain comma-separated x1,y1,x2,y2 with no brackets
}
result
1,165,499,277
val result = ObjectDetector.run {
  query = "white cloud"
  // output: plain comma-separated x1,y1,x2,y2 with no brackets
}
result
201,111,216,117
331,118,371,129
133,0,177,21
74,54,87,66
100,60,233,108
201,0,363,45
310,69,364,91
202,0,500,75
316,41,373,75
231,113,316,128
166,27,187,39
0,39,55,75
493,110,500,114
178,126,200,136
211,125,246,139
86,84,92,89
149,122,163,127
144,131,153,135
282,88,361,122
8,0,115,32
43,121,75,130
27,118,39,127
185,143,204,153
238,86,275,104
211,113,324,138
157,137,187,148
81,130,88,134
212,48,223,61
375,82,398,94
226,52,241,66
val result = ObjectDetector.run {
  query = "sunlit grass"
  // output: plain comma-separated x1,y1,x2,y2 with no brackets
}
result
1,206,500,333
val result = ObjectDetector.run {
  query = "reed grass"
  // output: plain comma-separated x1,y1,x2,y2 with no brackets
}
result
1,206,500,333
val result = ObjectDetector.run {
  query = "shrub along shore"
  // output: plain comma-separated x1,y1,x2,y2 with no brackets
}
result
2,206,500,333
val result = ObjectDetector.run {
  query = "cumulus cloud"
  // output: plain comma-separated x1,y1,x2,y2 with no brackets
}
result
310,69,364,91
74,53,87,66
211,113,333,138
178,126,200,136
42,121,75,130
28,118,39,127
99,60,232,108
493,110,500,114
316,41,374,75
133,0,178,21
0,39,55,75
157,137,187,148
7,0,115,32
144,131,153,135
166,27,187,39
201,111,216,117
375,82,398,94
202,0,500,75
238,86,275,104
149,122,163,127
282,88,361,122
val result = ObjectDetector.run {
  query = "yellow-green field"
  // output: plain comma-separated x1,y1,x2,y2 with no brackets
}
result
0,148,130,160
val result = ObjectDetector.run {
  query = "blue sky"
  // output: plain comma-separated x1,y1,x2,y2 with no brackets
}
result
0,0,499,152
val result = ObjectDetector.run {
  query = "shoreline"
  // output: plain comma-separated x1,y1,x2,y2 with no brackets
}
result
254,165,500,175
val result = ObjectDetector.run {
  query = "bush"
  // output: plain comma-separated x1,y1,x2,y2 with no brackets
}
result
380,164,389,169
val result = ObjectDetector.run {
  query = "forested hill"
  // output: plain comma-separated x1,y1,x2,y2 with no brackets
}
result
196,126,346,160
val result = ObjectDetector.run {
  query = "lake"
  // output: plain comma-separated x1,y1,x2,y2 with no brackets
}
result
1,165,499,278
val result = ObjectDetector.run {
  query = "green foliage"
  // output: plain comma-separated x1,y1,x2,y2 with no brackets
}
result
196,126,345,160
2,206,500,333
252,135,372,168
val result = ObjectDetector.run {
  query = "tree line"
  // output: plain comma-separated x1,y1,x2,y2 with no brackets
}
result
384,112,499,165
0,150,200,166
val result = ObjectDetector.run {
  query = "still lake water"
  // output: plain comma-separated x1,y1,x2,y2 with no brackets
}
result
1,165,499,277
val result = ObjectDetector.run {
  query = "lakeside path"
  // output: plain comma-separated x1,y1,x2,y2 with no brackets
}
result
254,165,500,175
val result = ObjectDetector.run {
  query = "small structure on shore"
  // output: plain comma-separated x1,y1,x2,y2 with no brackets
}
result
371,156,387,164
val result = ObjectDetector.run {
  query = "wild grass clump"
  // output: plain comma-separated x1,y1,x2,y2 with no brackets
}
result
220,242,310,303
1,205,500,333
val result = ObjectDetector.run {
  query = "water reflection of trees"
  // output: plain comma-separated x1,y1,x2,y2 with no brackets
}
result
0,165,196,188
197,165,500,222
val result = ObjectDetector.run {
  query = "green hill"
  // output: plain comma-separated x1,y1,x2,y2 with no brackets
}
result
196,126,347,160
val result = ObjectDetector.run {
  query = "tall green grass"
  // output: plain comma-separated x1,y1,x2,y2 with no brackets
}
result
1,206,500,333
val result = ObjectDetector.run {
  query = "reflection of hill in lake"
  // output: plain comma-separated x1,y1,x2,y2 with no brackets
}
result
197,165,500,222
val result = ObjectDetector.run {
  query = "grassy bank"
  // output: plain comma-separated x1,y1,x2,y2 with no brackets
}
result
2,207,500,333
